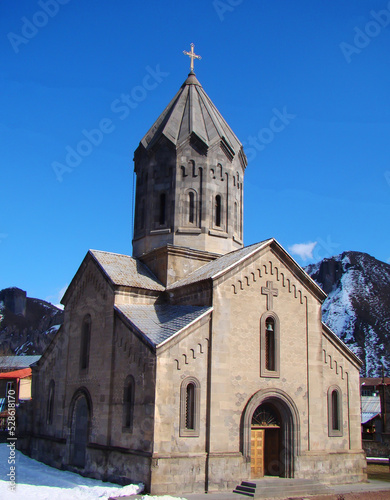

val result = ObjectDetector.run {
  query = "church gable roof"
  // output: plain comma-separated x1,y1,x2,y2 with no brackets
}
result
115,304,212,350
167,240,272,290
168,238,326,302
90,250,164,291
139,72,245,161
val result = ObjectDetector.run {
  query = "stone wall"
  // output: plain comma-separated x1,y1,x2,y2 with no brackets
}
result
363,439,390,457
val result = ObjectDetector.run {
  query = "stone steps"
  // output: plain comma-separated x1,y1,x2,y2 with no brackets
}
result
233,481,257,497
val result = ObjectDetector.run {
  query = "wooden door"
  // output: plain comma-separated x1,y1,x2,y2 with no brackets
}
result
251,428,265,478
264,428,280,475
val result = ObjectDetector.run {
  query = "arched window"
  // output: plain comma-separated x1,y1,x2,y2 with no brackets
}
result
215,195,222,227
186,382,195,429
189,192,195,224
159,193,166,225
265,318,275,371
80,315,91,372
123,375,135,431
180,377,200,437
46,380,55,425
260,312,280,378
328,386,343,436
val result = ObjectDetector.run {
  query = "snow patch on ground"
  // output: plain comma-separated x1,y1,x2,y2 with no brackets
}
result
141,497,187,500
0,444,143,499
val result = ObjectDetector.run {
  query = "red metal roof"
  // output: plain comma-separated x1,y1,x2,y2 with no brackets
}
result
361,377,390,386
0,368,31,379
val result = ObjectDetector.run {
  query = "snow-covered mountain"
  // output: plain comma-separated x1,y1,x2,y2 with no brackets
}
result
0,287,63,356
305,252,390,377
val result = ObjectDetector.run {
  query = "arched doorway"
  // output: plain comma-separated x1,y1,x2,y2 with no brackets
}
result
242,389,299,479
69,391,90,468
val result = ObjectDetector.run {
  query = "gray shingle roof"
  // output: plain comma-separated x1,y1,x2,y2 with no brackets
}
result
139,72,245,158
167,240,272,290
90,250,164,291
361,395,381,424
115,304,212,348
0,356,41,371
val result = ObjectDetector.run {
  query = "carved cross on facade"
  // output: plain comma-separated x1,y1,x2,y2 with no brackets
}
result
183,43,202,72
261,280,278,311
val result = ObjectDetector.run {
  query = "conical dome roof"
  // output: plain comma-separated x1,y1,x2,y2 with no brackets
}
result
139,72,245,161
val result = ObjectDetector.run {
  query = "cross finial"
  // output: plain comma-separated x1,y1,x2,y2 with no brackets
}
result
183,43,201,72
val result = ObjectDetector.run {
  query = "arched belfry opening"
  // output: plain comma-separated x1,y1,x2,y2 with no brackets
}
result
242,390,299,479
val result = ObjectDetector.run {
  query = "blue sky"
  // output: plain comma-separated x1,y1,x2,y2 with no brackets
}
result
1,0,390,305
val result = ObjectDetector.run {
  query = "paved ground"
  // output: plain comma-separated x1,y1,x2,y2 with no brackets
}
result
114,464,390,500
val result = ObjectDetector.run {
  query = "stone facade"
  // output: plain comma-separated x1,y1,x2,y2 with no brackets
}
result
19,71,366,494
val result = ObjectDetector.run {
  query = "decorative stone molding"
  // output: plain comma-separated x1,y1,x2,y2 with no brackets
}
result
174,340,208,370
229,260,307,309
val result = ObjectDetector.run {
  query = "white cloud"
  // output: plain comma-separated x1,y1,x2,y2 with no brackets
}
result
45,284,68,309
55,284,68,309
288,241,317,261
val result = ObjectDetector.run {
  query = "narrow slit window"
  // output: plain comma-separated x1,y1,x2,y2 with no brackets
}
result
180,377,200,436
47,380,55,425
186,383,195,429
260,313,280,378
265,318,275,371
189,192,195,224
332,390,339,430
159,193,166,225
80,315,91,371
234,202,238,234
123,376,135,430
215,195,221,227
328,386,343,436
140,199,145,230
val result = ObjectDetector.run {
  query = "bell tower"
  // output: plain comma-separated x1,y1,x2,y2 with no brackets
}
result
132,46,247,286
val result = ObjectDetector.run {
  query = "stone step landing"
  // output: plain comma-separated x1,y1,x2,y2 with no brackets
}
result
238,477,331,499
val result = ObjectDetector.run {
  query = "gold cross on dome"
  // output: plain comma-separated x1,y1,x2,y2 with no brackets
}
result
183,43,201,72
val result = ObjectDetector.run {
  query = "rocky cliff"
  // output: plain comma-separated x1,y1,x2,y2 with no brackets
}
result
305,252,390,377
0,287,63,355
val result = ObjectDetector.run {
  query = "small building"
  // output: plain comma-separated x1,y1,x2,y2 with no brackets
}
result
361,377,390,457
0,356,41,373
0,368,33,433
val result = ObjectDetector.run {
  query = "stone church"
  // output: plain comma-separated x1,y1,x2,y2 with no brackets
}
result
20,52,366,494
